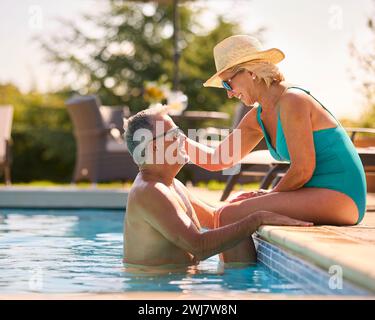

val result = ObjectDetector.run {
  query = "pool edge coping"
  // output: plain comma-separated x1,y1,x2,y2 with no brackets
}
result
257,225,375,294
0,188,128,209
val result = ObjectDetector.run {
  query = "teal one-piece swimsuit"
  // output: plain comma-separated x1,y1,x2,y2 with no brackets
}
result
256,86,367,224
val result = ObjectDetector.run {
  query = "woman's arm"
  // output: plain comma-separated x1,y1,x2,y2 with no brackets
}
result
271,94,316,192
184,108,264,171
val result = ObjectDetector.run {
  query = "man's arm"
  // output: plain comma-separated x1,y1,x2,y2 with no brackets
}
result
138,183,312,262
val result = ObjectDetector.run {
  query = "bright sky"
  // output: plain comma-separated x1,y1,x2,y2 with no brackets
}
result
0,0,373,120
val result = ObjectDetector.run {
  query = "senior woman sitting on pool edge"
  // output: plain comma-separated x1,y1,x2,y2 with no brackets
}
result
172,35,366,262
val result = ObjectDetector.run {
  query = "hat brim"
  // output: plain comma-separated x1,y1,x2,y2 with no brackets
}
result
203,48,285,88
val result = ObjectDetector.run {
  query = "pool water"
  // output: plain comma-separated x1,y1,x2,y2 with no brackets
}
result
0,209,367,295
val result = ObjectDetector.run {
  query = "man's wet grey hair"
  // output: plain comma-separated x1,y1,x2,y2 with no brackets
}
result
124,105,168,163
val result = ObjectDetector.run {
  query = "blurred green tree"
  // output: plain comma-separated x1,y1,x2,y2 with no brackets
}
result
1,0,267,183
37,0,253,115
0,83,75,182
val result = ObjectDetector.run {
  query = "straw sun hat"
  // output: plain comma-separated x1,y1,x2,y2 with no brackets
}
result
203,35,285,88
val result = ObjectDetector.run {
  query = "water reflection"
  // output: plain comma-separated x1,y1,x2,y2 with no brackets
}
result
0,209,304,294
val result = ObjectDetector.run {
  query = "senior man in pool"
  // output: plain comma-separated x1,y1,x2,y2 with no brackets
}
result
123,106,312,267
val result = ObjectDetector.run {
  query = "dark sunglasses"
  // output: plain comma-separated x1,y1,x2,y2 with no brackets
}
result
221,69,243,91
221,69,244,91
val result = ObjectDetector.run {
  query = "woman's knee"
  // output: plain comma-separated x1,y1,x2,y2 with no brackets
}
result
215,203,248,227
215,205,235,227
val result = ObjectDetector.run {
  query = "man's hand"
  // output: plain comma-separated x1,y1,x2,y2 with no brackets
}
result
256,210,313,227
227,189,271,203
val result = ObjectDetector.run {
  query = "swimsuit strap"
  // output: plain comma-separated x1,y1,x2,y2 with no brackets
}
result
285,86,341,127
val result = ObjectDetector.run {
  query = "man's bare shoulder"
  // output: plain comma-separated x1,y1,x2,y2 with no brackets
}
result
129,178,179,217
131,179,168,200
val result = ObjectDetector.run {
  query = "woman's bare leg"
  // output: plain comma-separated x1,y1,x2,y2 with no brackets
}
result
219,236,257,264
214,207,257,264
217,187,359,263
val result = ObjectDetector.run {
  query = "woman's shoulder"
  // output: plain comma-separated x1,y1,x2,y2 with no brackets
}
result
279,88,311,116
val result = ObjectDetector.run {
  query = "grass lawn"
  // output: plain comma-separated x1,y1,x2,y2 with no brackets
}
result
196,180,260,191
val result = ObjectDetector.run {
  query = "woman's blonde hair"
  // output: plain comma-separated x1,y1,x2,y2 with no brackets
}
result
230,60,285,88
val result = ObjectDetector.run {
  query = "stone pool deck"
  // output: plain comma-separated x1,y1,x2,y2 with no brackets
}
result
1,186,375,298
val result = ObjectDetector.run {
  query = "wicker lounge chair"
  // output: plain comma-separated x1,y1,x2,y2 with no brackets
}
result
65,95,138,183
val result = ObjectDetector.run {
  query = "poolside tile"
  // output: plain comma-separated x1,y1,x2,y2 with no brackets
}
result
257,212,375,293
